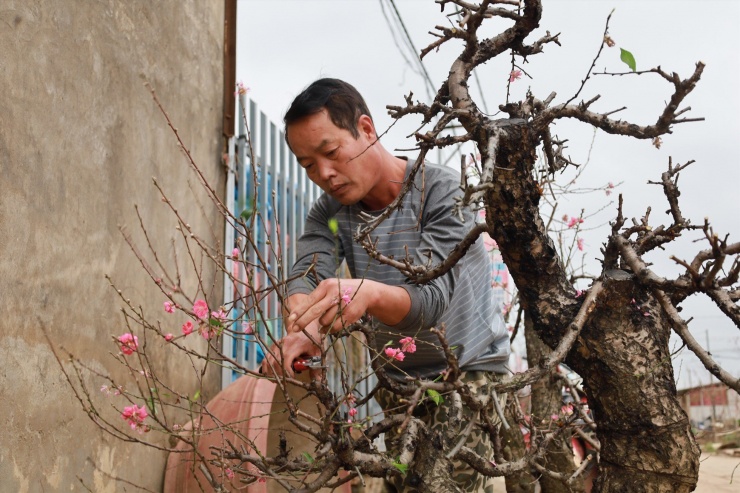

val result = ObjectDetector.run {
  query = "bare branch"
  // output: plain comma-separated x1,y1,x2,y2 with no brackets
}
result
534,62,705,138
654,289,740,394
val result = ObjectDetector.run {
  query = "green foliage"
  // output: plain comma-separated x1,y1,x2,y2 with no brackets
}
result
328,217,339,235
620,48,637,72
426,389,444,406
392,461,408,475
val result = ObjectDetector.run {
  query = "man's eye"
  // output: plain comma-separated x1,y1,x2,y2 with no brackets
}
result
326,148,338,157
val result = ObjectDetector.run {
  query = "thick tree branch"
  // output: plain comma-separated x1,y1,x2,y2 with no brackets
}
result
654,289,740,394
534,62,705,137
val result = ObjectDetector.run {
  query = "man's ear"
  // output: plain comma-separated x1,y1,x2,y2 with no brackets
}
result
357,114,377,140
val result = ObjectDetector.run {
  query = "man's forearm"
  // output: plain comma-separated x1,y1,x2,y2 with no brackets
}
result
363,281,411,327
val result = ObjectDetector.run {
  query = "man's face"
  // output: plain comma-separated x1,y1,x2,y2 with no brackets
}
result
287,110,378,206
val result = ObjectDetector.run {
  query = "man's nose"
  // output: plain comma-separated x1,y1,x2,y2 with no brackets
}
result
316,160,336,182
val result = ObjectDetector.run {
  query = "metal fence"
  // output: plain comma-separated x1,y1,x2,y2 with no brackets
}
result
221,95,320,387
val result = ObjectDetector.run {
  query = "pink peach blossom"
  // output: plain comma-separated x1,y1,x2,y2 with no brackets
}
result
399,337,417,354
348,407,358,417
509,69,523,82
121,404,148,431
567,216,584,228
225,468,235,480
164,301,175,313
118,333,138,355
242,322,254,335
232,248,239,259
165,333,174,342
181,321,194,336
211,309,227,322
577,238,585,251
193,299,209,319
234,81,250,96
384,347,405,361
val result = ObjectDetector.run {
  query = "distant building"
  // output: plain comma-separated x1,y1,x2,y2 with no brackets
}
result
677,382,740,428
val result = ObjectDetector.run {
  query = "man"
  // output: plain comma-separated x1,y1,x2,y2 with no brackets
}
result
261,78,510,492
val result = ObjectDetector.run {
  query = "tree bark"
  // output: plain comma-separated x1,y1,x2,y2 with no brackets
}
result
567,271,700,492
525,315,586,493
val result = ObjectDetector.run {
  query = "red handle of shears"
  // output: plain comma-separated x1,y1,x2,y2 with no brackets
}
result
292,356,324,373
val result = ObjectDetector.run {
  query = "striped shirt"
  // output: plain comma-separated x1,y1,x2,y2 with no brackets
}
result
288,160,510,380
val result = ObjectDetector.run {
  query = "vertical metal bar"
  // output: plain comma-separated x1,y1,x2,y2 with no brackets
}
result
297,159,305,238
259,111,269,354
269,122,280,338
246,99,259,370
289,153,298,268
279,130,289,310
234,96,248,372
221,135,237,389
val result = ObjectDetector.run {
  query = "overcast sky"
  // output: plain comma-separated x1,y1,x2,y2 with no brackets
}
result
236,0,740,389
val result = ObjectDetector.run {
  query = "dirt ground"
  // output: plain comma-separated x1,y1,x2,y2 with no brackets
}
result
694,453,740,492
485,453,740,492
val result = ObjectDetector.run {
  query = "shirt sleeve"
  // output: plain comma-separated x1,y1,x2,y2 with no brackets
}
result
392,166,481,331
287,194,344,296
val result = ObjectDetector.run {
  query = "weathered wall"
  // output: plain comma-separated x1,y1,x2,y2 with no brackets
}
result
0,1,225,490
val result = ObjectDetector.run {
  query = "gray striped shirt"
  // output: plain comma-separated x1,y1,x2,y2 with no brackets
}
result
288,160,510,380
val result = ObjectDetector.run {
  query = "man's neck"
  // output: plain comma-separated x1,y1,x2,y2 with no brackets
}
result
359,155,407,211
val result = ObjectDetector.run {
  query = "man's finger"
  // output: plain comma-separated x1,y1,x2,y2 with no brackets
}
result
291,295,336,331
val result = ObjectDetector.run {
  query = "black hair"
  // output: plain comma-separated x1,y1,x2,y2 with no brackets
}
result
284,78,373,139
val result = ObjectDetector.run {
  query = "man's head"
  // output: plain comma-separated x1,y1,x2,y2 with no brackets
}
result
284,79,404,210
284,78,373,141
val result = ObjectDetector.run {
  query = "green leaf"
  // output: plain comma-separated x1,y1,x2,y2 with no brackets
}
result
147,396,157,415
392,462,408,475
302,452,315,463
208,317,223,327
192,389,201,402
240,208,253,220
426,389,444,406
620,48,636,72
328,218,339,235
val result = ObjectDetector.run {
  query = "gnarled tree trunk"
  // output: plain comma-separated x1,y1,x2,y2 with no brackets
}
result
480,126,699,492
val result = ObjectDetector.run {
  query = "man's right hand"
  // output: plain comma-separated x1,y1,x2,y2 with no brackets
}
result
260,321,323,378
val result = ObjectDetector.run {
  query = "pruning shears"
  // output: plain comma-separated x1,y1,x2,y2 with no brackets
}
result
292,356,327,373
